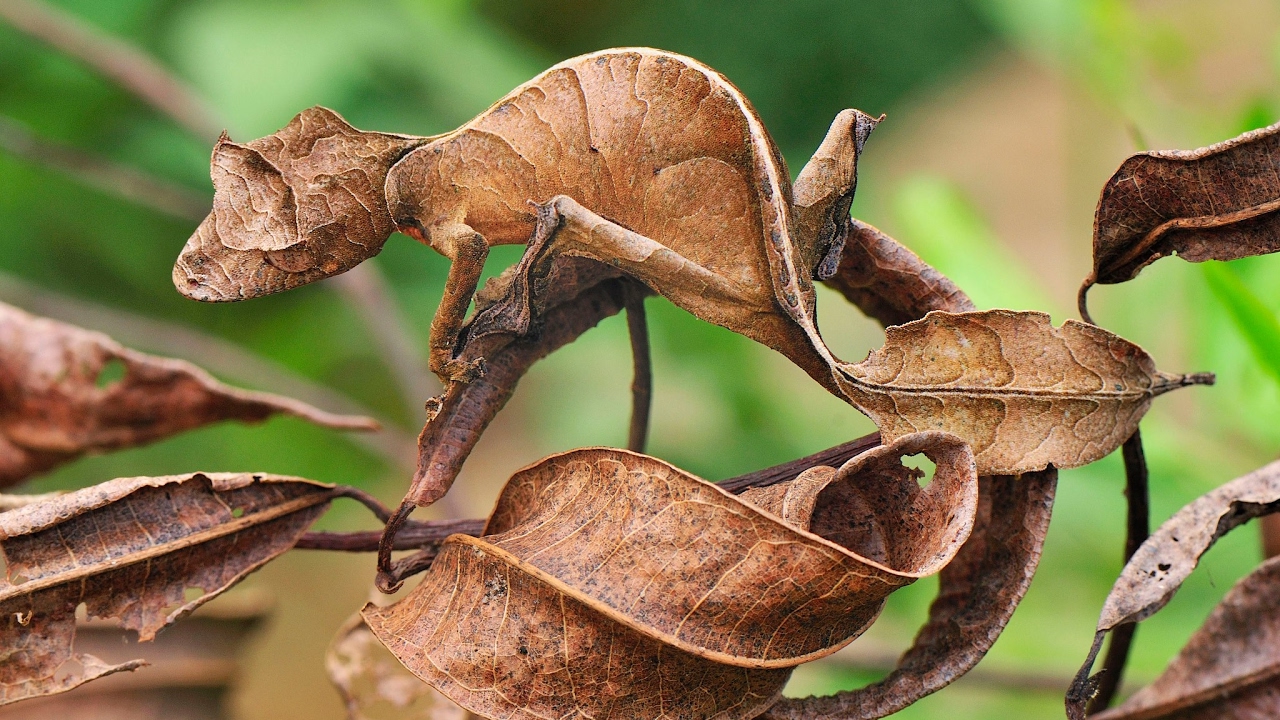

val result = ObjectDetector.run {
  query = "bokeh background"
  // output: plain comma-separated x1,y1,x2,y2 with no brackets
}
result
3,0,1280,717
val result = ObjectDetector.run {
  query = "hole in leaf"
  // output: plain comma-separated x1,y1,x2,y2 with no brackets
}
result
902,453,937,488
231,507,245,518
184,587,206,603
94,358,127,389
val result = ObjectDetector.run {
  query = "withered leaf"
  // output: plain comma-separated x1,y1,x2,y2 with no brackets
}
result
0,588,272,720
364,433,977,720
764,470,1058,720
0,471,336,705
769,222,1061,718
328,609,478,720
0,301,376,487
1093,556,1280,720
837,310,1211,476
1068,458,1280,718
822,218,976,327
1098,458,1280,634
1082,121,1280,309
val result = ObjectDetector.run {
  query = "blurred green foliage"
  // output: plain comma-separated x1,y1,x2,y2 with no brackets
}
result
3,1,1280,719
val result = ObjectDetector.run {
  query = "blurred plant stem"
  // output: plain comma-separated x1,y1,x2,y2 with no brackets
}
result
0,0,456,512
1085,429,1149,713
0,113,210,220
0,0,224,141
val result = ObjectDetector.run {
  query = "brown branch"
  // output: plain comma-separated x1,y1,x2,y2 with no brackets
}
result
1085,429,1150,714
624,290,652,453
0,0,223,141
297,518,485,552
717,431,881,493
0,113,208,222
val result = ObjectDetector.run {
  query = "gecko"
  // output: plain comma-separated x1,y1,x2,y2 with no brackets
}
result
173,48,877,394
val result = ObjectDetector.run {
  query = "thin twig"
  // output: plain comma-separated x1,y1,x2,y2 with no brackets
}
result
624,290,652,453
0,270,417,470
717,431,881,494
0,113,208,222
0,0,223,141
1085,428,1149,714
297,518,485,552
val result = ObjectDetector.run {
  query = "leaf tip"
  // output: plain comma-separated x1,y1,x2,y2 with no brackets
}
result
1152,371,1216,396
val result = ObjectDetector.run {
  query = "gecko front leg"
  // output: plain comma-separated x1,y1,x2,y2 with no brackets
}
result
416,221,491,385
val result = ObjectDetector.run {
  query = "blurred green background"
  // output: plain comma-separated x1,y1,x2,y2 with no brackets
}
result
3,0,1280,717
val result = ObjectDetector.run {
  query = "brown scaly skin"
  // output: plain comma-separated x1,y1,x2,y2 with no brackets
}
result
173,48,878,392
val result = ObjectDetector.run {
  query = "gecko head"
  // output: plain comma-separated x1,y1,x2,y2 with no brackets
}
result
173,107,425,301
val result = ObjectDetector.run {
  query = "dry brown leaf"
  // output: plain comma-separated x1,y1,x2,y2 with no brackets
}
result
0,588,271,720
762,470,1057,720
1067,459,1280,718
763,225,1062,718
0,471,336,705
0,301,376,487
328,608,478,720
838,310,1211,476
822,218,976,327
1092,556,1280,720
364,433,977,720
1081,122,1280,311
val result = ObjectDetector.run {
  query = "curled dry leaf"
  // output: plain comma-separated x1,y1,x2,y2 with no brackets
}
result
1081,121,1280,313
761,222,1062,718
363,433,977,720
1093,555,1280,720
838,309,1212,476
822,218,976,327
764,470,1058,720
328,609,478,720
0,301,376,487
0,472,336,705
1067,458,1280,718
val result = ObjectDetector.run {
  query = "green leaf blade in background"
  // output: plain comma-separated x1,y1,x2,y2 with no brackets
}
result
1202,260,1280,387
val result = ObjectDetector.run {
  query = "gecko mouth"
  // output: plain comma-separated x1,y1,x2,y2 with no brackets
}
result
173,214,299,302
